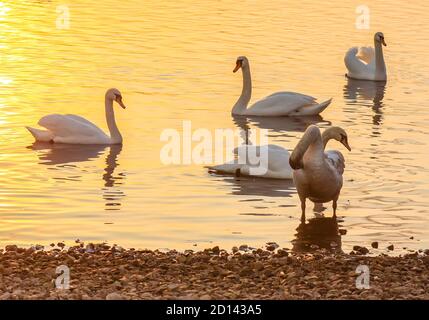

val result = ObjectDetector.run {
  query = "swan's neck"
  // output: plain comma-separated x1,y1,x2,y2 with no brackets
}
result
232,65,252,115
322,130,335,149
374,40,386,80
289,126,323,169
105,98,122,144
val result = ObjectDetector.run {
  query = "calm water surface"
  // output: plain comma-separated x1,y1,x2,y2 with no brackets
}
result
0,0,428,254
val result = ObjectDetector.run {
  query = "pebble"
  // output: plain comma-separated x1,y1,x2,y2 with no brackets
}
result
353,245,369,255
105,292,123,300
371,242,379,249
238,244,248,251
5,245,18,252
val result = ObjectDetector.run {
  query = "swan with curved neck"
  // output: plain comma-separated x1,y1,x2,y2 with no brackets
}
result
232,56,332,116
345,32,387,81
289,125,351,222
26,88,126,145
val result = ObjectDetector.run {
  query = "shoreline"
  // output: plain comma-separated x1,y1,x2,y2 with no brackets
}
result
0,242,428,300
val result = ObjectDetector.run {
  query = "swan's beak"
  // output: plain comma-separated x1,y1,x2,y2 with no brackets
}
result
343,138,351,151
233,60,242,73
116,97,127,109
381,37,387,46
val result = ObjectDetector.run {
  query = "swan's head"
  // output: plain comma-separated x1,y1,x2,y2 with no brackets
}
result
233,56,249,73
374,32,386,46
106,88,126,109
327,127,351,151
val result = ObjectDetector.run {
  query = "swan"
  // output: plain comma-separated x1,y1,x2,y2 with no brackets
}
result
289,125,351,222
231,56,332,116
345,32,387,81
207,144,293,179
26,88,126,144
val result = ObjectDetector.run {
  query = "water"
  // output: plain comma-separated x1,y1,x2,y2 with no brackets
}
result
0,0,428,254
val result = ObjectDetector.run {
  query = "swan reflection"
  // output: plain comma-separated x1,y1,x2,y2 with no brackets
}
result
343,79,386,126
292,216,344,253
232,114,330,138
215,175,295,198
29,142,106,165
29,143,125,211
102,144,125,210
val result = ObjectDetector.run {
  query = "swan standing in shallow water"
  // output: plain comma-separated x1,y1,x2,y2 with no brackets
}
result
289,126,351,222
345,32,387,81
26,88,126,144
232,56,332,116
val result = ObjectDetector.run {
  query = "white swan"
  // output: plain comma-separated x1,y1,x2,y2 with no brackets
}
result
231,56,332,116
26,88,126,144
289,125,351,222
345,32,387,81
207,144,293,179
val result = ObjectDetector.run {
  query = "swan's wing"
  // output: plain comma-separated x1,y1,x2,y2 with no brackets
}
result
265,91,316,102
234,144,290,171
38,114,107,138
345,47,374,76
64,114,103,130
248,92,317,115
325,150,345,175
356,46,375,64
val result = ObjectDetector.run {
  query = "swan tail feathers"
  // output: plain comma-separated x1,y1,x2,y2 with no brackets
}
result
26,126,54,142
315,98,332,113
292,98,332,116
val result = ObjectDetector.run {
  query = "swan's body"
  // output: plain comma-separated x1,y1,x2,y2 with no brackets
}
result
289,125,351,221
345,32,387,81
232,56,332,116
208,144,293,179
26,88,126,145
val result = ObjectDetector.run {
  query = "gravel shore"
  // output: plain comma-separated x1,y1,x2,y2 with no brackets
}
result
0,243,428,300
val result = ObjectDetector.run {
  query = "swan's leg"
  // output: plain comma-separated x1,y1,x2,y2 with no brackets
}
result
333,199,338,218
235,168,241,177
300,196,306,223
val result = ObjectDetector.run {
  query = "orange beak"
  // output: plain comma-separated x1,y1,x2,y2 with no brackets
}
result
381,37,387,46
233,60,242,73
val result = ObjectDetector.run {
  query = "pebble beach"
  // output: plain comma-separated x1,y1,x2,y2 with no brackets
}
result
1,242,428,300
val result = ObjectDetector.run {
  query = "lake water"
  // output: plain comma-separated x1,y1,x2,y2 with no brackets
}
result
0,0,428,254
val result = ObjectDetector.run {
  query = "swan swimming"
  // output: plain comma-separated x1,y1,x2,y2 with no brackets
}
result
289,125,351,222
26,88,126,145
344,32,387,81
207,144,293,179
232,56,332,116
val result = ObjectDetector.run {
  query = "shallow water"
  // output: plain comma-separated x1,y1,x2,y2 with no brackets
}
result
0,0,428,254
